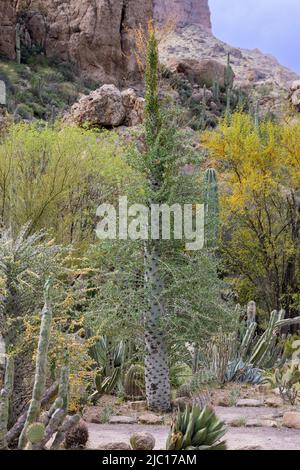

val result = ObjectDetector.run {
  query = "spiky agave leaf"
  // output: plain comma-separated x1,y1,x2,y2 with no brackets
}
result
166,404,226,450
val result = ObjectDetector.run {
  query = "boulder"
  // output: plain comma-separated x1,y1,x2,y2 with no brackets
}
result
289,81,300,111
109,416,137,424
82,407,102,424
66,85,145,128
121,89,145,126
282,412,300,429
264,397,282,408
170,59,228,88
138,413,164,425
128,400,148,412
236,399,264,407
130,432,155,450
98,442,131,450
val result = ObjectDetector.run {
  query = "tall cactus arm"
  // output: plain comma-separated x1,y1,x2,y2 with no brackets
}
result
18,281,53,449
0,355,14,449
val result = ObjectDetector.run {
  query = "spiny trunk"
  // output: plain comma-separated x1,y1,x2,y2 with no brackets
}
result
144,244,170,412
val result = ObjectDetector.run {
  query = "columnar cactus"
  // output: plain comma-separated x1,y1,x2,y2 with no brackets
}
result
239,321,257,361
0,355,14,449
18,280,53,449
204,168,219,248
212,80,220,103
224,53,234,91
16,23,21,65
240,308,300,368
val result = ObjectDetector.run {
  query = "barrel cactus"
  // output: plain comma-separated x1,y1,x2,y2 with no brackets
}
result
166,404,226,450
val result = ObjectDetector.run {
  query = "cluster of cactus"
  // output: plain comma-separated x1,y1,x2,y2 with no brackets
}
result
204,168,219,248
0,281,80,450
166,404,226,450
65,419,89,450
124,364,145,398
206,331,237,383
240,304,300,369
265,362,300,405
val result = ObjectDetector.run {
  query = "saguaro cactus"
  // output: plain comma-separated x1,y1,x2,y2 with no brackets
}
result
0,355,14,449
224,53,234,91
18,280,53,449
204,168,219,247
16,23,21,65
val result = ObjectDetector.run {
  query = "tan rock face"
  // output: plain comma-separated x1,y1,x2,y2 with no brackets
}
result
0,0,17,60
154,0,211,32
1,0,153,84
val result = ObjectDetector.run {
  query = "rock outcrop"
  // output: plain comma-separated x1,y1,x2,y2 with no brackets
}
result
65,84,144,128
168,58,227,88
289,80,300,111
154,0,211,32
2,0,154,84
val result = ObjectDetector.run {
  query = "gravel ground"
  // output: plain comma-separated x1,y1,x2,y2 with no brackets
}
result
87,406,300,450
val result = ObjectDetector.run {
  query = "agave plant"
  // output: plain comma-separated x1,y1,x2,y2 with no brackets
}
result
225,359,262,385
166,404,226,450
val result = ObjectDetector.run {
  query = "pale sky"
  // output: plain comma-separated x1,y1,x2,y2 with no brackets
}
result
209,0,300,73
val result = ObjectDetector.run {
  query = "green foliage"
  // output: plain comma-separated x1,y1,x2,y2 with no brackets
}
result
166,404,226,450
98,406,114,424
0,224,68,343
228,387,241,407
265,362,300,405
0,58,97,120
203,113,300,313
0,122,133,243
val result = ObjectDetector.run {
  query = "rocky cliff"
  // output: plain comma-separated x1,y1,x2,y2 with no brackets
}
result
154,0,211,32
0,0,153,83
0,0,298,101
0,0,17,60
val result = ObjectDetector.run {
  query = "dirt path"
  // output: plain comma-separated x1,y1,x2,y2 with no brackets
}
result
87,407,300,450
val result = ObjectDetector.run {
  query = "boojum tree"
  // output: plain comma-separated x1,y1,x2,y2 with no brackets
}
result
142,30,171,412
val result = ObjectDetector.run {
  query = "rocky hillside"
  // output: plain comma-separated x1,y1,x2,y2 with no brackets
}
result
159,25,299,113
0,0,298,112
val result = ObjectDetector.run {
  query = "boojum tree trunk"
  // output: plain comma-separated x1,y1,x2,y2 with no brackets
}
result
144,243,170,411
142,30,170,412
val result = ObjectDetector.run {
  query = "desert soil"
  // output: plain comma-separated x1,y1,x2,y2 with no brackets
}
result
87,406,300,451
